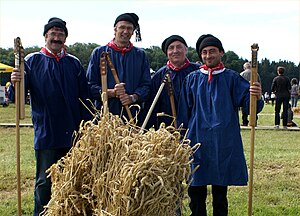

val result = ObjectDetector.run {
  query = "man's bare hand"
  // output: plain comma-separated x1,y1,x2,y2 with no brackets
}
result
114,83,126,98
11,68,22,84
250,81,262,99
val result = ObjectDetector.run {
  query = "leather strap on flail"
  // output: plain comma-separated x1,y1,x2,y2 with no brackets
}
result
100,51,133,121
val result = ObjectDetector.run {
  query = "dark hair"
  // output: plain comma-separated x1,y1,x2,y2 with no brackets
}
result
277,66,285,74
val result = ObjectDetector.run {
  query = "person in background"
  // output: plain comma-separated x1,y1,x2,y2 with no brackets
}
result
264,91,270,104
240,62,261,126
6,81,14,103
281,103,298,127
271,66,291,129
270,91,276,106
177,34,264,216
143,35,200,129
290,78,299,108
10,17,91,215
86,13,151,121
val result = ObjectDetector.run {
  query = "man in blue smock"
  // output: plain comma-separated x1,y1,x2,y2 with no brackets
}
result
86,13,151,121
143,35,200,129
177,34,264,216
11,17,91,215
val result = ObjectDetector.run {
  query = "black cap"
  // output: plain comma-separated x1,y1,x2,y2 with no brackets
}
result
114,13,141,41
196,34,224,61
161,35,187,55
43,17,68,37
114,13,139,28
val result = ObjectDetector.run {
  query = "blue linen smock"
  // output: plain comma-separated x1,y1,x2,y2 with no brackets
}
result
24,51,91,150
177,68,264,186
145,63,200,129
86,45,151,119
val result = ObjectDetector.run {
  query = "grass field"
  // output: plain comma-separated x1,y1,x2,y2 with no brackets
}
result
0,103,299,215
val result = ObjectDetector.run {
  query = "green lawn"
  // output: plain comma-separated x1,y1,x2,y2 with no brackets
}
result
0,103,299,215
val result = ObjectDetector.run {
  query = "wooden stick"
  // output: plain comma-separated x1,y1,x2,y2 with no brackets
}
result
105,53,133,121
14,37,25,216
15,80,22,216
248,43,259,216
140,77,167,131
100,54,108,115
165,72,177,128
19,48,25,120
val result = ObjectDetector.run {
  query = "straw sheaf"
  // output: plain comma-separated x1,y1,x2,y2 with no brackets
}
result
42,111,199,216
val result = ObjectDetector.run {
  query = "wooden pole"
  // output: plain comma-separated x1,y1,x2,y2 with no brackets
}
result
14,37,25,216
248,43,259,216
15,75,22,216
165,73,177,128
105,53,133,121
140,78,167,131
100,54,108,115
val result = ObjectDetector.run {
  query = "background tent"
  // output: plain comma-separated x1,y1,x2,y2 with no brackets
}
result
0,63,13,86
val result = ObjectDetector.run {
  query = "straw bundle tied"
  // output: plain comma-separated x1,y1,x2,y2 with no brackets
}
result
42,110,199,216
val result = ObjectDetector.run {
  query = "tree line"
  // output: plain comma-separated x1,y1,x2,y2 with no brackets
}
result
1,42,299,94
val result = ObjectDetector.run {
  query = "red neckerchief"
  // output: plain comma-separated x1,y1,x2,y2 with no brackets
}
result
107,39,133,56
200,62,225,83
41,47,66,62
167,58,190,71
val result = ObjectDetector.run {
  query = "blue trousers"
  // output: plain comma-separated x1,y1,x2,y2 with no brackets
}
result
33,148,69,216
188,185,228,216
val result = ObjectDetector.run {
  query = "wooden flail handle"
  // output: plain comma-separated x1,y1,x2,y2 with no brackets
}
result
14,37,25,120
249,43,259,127
13,37,25,216
248,43,259,216
140,73,168,131
100,53,108,114
104,52,133,121
165,72,177,128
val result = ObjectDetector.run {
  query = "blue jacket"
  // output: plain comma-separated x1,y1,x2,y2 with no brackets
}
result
24,51,91,150
144,63,200,129
177,68,264,186
86,45,151,119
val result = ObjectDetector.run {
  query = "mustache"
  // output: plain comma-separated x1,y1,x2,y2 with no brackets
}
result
50,40,63,44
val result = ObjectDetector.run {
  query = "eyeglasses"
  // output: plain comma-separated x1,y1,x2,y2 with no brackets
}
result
201,48,218,55
117,25,134,32
47,32,66,38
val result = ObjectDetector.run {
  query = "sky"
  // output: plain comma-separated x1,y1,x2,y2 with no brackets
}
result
0,0,299,64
